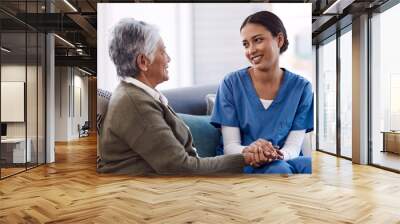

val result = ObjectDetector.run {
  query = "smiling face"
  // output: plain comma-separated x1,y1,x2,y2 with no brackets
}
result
146,39,171,86
240,23,283,71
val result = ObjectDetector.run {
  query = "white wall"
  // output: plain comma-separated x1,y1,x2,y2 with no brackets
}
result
97,3,186,92
1,64,46,163
193,4,312,85
97,3,313,92
1,65,40,138
1,65,26,140
55,67,89,141
55,67,68,141
72,73,89,138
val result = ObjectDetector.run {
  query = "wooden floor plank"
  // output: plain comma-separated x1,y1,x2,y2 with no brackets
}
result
0,135,400,223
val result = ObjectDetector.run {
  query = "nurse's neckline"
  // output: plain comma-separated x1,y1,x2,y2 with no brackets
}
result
247,67,284,84
246,67,287,101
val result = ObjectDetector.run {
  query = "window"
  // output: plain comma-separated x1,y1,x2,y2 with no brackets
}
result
370,2,400,171
340,28,352,158
0,1,47,179
317,37,337,154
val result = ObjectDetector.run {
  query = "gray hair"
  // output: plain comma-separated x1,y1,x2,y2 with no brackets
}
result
108,18,160,78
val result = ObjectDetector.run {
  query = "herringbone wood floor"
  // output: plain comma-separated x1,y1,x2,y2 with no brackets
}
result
1,135,400,223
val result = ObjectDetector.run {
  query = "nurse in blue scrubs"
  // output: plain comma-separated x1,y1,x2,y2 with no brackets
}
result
211,11,313,174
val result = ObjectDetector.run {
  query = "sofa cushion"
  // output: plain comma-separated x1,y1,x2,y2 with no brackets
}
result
177,113,220,157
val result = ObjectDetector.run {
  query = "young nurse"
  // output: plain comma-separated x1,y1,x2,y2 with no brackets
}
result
210,11,313,174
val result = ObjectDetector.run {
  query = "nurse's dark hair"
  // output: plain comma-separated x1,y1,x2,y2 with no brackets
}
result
240,11,289,54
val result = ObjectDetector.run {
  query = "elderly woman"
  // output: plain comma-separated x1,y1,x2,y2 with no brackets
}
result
97,18,265,175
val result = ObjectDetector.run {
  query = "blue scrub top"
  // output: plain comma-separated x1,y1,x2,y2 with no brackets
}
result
210,67,314,154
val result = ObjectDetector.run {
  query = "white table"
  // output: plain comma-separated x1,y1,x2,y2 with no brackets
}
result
1,138,31,163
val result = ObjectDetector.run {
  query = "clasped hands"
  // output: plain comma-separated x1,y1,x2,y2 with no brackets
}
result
243,139,283,167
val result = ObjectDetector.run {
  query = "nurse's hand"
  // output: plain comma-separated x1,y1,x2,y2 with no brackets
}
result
275,148,284,160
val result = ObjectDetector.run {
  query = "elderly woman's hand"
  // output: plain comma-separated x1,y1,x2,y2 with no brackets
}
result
255,139,284,161
242,139,283,167
242,144,264,167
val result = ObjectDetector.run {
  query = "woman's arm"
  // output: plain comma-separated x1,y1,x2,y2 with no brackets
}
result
279,130,306,160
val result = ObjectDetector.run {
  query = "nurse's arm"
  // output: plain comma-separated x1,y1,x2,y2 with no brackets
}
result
221,126,246,154
280,130,306,160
